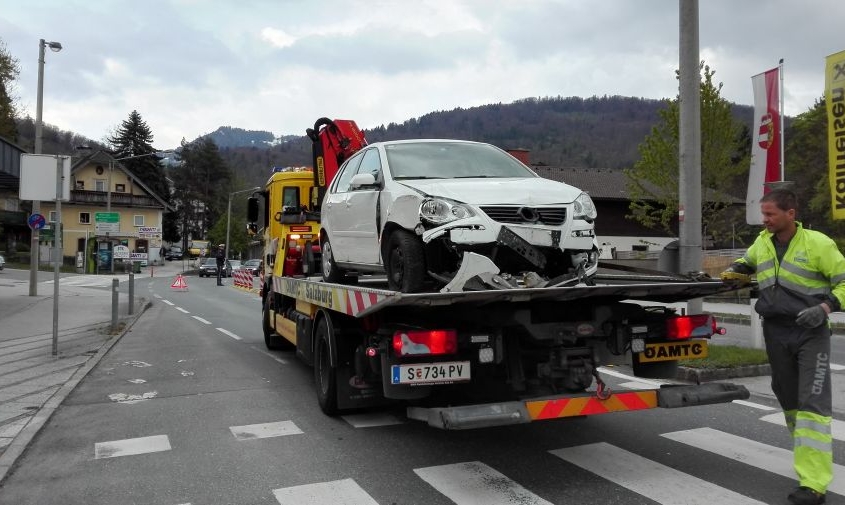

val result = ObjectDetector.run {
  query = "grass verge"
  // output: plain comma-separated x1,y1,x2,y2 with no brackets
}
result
679,344,769,369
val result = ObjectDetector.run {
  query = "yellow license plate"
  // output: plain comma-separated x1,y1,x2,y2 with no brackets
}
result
639,340,708,363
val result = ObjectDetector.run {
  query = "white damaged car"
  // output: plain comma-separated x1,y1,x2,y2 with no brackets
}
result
320,139,599,293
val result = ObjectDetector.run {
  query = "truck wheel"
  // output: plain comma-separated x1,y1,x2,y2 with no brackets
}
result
321,237,345,284
314,318,338,415
386,230,426,293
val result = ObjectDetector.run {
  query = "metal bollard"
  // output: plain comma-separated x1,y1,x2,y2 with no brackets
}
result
128,272,134,315
112,278,119,332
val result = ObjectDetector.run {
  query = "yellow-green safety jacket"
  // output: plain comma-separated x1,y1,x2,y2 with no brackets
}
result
732,222,845,319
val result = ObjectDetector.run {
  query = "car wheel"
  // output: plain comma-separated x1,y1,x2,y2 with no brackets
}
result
385,230,426,293
314,317,338,415
321,236,346,284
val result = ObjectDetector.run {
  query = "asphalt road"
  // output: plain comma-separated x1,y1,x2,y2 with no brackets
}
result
0,272,843,504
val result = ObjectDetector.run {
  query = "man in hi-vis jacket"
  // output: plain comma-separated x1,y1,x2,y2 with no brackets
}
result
721,188,845,505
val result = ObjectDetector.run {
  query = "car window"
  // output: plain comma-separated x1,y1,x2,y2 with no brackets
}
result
385,142,536,180
332,152,364,193
354,148,382,184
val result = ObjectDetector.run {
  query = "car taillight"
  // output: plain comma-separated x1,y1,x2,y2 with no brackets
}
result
665,314,721,340
392,330,457,356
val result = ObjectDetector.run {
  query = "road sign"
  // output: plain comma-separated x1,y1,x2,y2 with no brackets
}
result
95,212,120,234
138,226,161,238
27,213,46,230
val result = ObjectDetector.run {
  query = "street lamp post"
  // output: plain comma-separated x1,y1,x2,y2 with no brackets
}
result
29,38,62,297
226,187,260,261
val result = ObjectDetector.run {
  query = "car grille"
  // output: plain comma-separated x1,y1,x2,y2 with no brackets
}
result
480,206,567,226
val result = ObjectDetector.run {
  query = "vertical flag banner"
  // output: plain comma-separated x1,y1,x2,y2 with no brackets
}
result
746,67,781,225
826,50,845,221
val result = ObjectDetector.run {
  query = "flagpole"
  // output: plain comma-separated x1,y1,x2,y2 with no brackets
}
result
779,58,784,181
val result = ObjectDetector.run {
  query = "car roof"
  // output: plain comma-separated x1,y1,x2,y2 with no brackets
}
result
366,138,485,148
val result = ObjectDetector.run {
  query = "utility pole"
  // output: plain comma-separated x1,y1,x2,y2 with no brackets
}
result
679,0,703,314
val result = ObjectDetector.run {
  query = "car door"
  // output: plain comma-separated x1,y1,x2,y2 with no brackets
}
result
323,152,364,262
344,148,384,264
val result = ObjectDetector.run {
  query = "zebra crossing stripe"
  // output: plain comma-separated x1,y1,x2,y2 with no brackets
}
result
550,442,764,504
272,478,377,505
414,461,553,505
661,427,845,496
759,413,845,441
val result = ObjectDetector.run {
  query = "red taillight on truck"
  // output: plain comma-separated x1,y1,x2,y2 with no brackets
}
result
392,330,457,356
665,314,719,340
282,237,303,276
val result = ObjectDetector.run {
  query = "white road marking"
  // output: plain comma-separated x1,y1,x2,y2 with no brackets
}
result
162,300,174,306
273,478,377,505
250,346,289,364
216,328,242,340
191,316,211,324
176,307,189,313
94,434,171,459
760,412,845,440
732,399,777,411
551,442,765,504
618,381,656,390
153,293,161,299
596,366,663,387
230,420,303,441
108,392,158,404
341,412,403,428
661,427,845,496
127,379,147,384
414,461,553,505
831,363,845,371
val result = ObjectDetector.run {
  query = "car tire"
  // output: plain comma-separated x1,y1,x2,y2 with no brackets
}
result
314,317,338,415
385,230,426,293
321,236,346,284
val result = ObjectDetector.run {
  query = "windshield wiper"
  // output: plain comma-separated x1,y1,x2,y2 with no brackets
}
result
394,176,444,180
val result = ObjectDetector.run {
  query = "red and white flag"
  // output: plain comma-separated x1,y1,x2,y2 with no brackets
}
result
746,67,781,224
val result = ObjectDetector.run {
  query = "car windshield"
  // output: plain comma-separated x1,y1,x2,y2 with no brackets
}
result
244,260,259,267
229,260,242,268
385,142,536,180
202,258,216,265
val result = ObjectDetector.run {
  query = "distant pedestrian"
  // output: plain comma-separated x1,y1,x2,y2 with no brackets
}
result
215,244,226,286
721,188,845,505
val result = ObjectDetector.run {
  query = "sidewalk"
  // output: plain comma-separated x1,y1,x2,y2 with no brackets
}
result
0,266,155,482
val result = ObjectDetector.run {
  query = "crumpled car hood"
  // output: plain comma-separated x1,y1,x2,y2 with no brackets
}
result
397,177,582,205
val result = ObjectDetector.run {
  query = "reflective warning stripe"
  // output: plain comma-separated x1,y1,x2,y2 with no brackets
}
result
345,290,381,316
525,391,658,420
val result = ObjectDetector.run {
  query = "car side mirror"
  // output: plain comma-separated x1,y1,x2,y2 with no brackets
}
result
349,173,377,189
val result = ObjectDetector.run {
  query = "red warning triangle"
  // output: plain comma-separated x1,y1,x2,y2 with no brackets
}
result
170,274,188,290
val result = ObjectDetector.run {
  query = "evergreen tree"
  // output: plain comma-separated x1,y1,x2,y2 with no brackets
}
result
107,110,177,242
0,38,20,141
625,63,751,245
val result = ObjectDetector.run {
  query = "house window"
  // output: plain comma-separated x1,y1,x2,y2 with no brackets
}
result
134,215,145,226
80,212,91,224
115,183,125,192
75,180,84,190
95,179,106,192
49,211,56,223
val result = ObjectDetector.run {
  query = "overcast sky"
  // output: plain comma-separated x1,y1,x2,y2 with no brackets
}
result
1,0,841,149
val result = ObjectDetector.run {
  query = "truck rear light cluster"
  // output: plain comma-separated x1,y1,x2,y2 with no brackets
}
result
282,236,303,276
392,330,457,356
665,314,723,340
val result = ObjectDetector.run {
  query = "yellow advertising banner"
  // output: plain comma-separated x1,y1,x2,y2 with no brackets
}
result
826,49,845,220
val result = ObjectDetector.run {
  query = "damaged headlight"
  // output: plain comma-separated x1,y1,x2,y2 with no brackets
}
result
573,192,597,220
419,198,475,224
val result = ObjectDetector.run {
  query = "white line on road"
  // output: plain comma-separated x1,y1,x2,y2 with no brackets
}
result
551,442,765,504
191,316,211,324
216,328,242,341
230,420,303,440
250,346,288,364
176,307,189,314
831,363,845,371
153,293,161,299
760,412,845,440
273,479,378,505
731,399,777,411
661,427,845,496
414,461,553,505
597,367,663,387
94,434,171,459
162,300,174,306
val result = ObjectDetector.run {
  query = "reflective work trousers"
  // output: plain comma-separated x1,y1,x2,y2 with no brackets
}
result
762,319,833,494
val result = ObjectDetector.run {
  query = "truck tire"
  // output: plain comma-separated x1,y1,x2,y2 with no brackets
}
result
314,318,338,415
385,230,426,293
321,237,346,284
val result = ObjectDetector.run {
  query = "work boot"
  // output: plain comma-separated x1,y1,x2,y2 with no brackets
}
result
788,487,826,505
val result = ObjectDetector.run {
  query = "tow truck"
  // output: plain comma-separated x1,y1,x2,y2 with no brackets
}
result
246,119,749,429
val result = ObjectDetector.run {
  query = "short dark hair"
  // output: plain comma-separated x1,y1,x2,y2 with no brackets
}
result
760,188,797,212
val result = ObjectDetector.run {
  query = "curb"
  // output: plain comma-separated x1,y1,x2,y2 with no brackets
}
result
0,298,152,485
676,363,772,384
